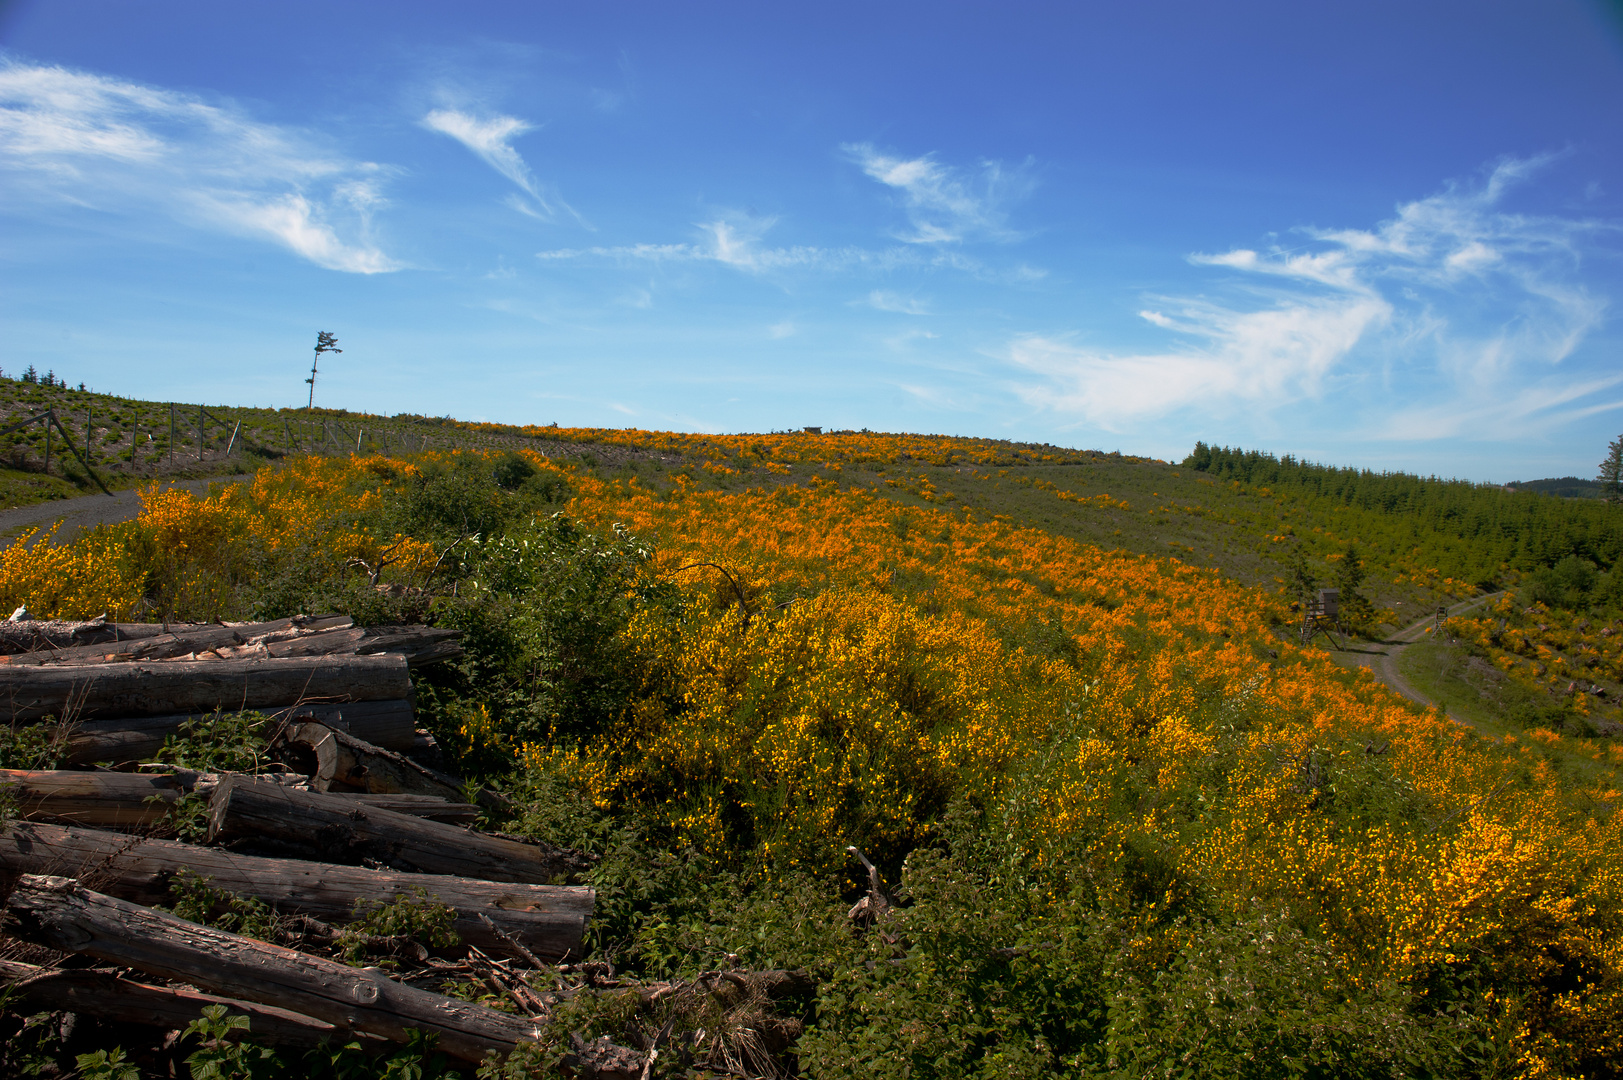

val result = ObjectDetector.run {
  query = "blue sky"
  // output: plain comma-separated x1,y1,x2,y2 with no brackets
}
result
2,1,1621,482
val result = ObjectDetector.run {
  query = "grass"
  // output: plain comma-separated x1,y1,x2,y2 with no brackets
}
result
1398,636,1622,789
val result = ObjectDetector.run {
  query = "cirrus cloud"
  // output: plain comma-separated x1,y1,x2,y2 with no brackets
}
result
0,57,401,273
1010,158,1618,439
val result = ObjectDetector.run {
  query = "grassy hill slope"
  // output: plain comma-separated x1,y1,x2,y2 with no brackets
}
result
4,424,1623,1075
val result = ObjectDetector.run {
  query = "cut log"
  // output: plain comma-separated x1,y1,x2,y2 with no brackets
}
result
1,769,478,827
324,792,480,825
278,721,464,801
357,625,466,666
0,653,412,724
0,619,188,656
262,626,366,658
0,957,343,1050
0,768,187,827
209,777,589,884
60,698,417,765
5,875,541,1061
0,615,352,667
0,822,593,959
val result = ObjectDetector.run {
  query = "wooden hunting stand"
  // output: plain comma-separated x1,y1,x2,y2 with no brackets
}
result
1299,587,1345,648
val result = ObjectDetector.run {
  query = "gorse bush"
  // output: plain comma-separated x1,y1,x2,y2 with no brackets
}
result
6,444,1623,1075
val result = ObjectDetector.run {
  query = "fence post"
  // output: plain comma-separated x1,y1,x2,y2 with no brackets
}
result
225,419,241,457
44,411,51,475
356,427,364,454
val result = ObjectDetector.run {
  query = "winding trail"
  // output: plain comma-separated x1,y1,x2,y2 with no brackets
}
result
1330,591,1502,717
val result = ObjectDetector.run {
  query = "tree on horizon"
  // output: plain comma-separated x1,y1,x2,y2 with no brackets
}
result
1600,434,1623,504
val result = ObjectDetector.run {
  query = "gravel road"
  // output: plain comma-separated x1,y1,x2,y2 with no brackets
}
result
0,476,249,544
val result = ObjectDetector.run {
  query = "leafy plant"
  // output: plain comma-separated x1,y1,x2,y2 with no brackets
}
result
182,1004,281,1079
75,1047,141,1080
164,869,281,942
156,709,272,773
338,888,460,964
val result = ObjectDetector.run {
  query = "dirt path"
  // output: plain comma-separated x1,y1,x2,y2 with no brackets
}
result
1332,592,1502,718
0,476,249,544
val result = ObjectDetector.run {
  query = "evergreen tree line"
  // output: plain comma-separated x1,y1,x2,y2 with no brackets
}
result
1185,442,1623,586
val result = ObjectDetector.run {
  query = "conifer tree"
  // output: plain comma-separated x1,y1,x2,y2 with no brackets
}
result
1334,543,1375,630
1600,434,1623,504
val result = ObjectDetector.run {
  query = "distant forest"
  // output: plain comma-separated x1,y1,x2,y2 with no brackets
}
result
1184,443,1623,597
1506,476,1604,499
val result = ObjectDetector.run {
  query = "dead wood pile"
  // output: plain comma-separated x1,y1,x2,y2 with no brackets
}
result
0,614,816,1076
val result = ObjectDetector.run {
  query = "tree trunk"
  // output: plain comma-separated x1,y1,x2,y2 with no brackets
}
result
357,626,466,666
0,822,593,959
5,875,540,1061
1,769,479,827
0,616,351,667
0,768,187,827
60,698,418,764
209,777,588,884
0,653,413,724
0,620,186,656
0,957,343,1050
279,721,464,801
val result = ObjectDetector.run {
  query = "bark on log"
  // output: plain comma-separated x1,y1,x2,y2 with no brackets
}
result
0,768,187,827
4,875,541,1061
357,626,465,667
0,620,187,656
1,769,478,827
279,721,464,802
0,653,413,724
324,792,480,825
209,778,587,884
59,698,418,765
0,822,593,959
260,626,366,657
0,957,342,1050
0,616,352,667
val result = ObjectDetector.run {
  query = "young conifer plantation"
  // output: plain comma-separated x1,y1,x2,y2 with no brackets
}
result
3,419,1623,1078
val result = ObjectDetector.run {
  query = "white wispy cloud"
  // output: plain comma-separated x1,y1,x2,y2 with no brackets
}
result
538,212,904,272
0,57,400,273
844,143,1031,244
536,212,1005,279
421,107,580,223
1011,158,1616,437
867,290,931,314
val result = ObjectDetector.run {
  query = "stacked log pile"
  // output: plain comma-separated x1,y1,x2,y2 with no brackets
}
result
0,615,815,1075
0,615,581,1065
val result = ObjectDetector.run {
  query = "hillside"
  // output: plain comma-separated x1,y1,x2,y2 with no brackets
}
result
2,410,1622,1076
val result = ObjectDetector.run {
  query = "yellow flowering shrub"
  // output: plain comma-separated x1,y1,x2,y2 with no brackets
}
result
5,445,1622,1070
